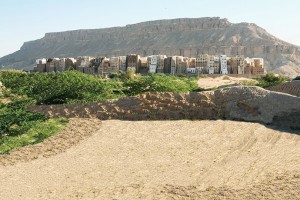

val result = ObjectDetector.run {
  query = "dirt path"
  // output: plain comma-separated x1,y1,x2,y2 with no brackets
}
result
0,120,299,199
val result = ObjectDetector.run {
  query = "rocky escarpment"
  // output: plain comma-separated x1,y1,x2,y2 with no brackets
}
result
1,17,300,77
28,86,300,130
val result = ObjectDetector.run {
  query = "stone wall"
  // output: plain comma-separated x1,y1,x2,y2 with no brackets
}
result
28,86,300,130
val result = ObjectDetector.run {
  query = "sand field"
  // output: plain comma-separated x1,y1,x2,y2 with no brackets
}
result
0,119,299,199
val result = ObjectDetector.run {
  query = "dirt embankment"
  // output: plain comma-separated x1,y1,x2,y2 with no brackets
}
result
28,86,300,130
269,80,300,97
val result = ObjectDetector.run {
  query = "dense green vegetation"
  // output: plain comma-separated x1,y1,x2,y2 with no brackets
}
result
118,71,198,96
239,73,290,88
0,90,68,154
294,76,300,80
255,73,290,88
0,117,68,154
0,70,198,104
0,70,124,104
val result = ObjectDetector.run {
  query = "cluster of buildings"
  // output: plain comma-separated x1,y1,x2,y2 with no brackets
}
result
34,54,265,76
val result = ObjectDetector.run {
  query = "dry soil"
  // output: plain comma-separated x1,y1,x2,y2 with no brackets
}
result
0,120,299,199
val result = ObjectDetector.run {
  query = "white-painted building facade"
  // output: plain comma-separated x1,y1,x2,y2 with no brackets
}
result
220,55,228,74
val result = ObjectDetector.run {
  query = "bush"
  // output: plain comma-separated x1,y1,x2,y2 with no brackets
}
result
0,70,198,104
122,73,198,96
0,86,68,154
0,98,47,138
256,73,289,88
0,71,125,104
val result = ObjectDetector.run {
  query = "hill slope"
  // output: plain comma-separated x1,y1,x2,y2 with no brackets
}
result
1,17,300,76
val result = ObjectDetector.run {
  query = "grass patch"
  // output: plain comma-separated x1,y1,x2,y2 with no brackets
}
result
0,118,68,154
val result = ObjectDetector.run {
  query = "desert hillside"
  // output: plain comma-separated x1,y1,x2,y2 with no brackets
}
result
1,17,300,76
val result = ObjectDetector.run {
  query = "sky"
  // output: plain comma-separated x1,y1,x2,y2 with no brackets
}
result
1,0,300,57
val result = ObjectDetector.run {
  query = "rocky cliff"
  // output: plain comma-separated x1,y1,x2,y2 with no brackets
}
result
1,17,300,76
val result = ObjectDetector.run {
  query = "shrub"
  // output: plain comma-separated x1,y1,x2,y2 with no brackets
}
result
0,86,68,154
0,70,198,104
294,76,300,80
0,71,125,104
122,73,198,96
0,98,47,138
256,73,289,88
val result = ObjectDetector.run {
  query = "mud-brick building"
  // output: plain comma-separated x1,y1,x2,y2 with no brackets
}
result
65,58,76,70
196,54,209,74
170,56,177,75
251,58,265,75
118,56,127,71
228,56,245,74
126,54,140,72
157,55,167,73
46,58,59,72
220,55,228,74
34,58,47,72
164,57,172,74
176,56,187,74
76,56,93,73
110,57,120,72
245,57,265,75
138,57,149,75
98,57,110,75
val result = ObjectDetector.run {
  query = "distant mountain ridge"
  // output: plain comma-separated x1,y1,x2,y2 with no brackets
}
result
1,17,300,77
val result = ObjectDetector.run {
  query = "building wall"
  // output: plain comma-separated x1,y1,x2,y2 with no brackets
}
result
138,57,149,74
196,54,209,74
228,56,245,74
170,56,177,75
110,57,120,70
119,56,127,71
65,58,76,70
126,54,140,72
35,64,46,72
157,55,167,73
245,57,265,75
164,57,172,74
56,58,66,72
220,55,228,74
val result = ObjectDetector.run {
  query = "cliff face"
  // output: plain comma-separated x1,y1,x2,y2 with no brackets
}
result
1,17,300,76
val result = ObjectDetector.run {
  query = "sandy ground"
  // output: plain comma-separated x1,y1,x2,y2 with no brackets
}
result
0,120,299,199
198,75,256,89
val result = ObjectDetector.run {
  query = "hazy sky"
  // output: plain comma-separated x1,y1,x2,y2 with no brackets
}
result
1,0,300,57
